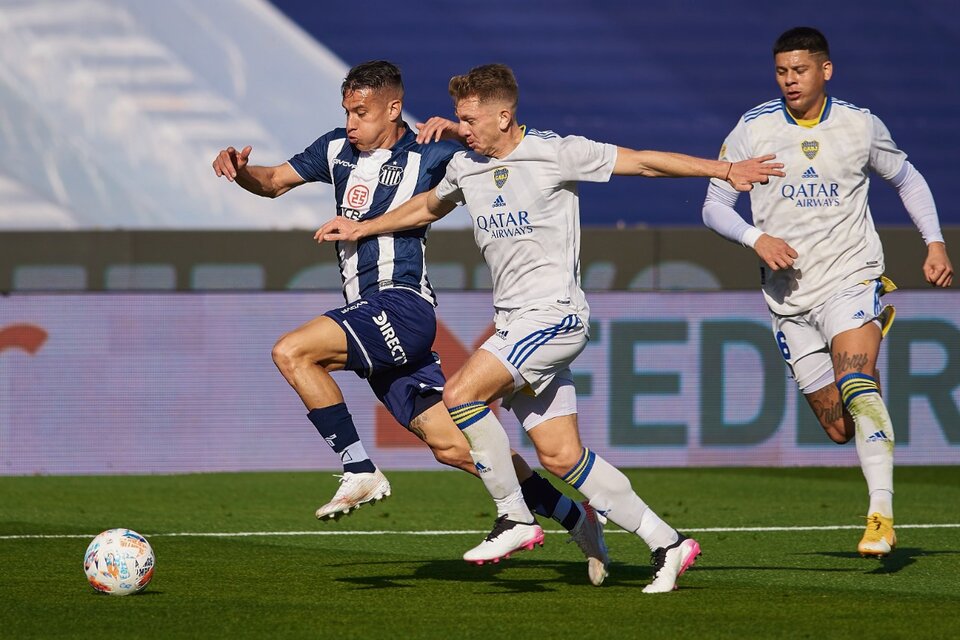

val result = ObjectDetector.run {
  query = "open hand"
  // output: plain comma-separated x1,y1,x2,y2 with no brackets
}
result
727,154,785,192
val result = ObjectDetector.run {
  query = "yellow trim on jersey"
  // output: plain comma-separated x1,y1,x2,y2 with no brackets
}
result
794,97,828,128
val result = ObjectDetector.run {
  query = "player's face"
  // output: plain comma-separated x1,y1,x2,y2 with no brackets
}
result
455,97,509,157
775,50,833,120
342,88,401,151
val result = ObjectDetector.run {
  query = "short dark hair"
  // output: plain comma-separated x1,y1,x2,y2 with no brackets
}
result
448,63,518,108
341,60,403,97
773,27,830,58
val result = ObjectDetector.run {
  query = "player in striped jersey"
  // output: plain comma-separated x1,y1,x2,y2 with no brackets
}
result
317,63,783,591
702,28,953,557
213,61,609,584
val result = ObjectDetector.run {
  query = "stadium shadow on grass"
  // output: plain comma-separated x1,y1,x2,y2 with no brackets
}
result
330,558,664,593
693,565,857,574
806,547,957,575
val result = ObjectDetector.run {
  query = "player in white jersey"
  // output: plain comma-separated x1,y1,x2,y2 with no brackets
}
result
212,62,612,584
702,27,953,557
318,63,783,592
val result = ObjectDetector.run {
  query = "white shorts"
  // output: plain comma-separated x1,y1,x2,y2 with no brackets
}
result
509,374,579,432
771,278,895,394
480,306,587,427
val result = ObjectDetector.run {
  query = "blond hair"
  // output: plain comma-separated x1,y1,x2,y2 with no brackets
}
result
448,63,518,108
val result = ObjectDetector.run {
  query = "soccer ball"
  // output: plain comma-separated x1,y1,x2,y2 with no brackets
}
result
83,528,155,596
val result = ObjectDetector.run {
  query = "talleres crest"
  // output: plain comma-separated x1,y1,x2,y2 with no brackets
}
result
801,140,819,160
379,164,404,186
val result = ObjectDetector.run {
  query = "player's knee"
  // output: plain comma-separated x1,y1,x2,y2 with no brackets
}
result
441,381,471,409
537,443,583,478
271,334,300,375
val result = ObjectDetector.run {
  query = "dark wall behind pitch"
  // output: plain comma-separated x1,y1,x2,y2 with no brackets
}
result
1,228,954,293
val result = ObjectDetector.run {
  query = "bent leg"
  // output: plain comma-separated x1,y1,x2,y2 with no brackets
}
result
444,349,533,524
273,315,375,476
529,414,677,550
272,315,348,409
531,413,698,592
804,383,855,444
407,402,477,474
409,402,583,531
832,323,895,519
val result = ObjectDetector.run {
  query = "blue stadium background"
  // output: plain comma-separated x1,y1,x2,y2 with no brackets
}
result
272,0,959,226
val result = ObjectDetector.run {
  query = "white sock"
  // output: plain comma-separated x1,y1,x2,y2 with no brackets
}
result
562,447,677,550
868,490,894,519
449,402,533,523
839,374,895,519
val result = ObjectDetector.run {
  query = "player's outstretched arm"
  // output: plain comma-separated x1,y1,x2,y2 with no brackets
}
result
315,189,456,244
211,145,304,198
923,242,953,288
415,117,465,144
614,148,784,191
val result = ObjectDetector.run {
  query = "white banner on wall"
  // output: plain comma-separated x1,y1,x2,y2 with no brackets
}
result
1,292,959,475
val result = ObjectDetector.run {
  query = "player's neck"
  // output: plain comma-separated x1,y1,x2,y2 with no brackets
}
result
488,123,524,159
371,123,407,151
787,95,827,123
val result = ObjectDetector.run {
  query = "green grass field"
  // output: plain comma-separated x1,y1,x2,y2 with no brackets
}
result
1,467,958,639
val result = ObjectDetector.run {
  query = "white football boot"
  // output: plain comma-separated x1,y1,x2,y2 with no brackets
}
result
315,468,391,520
642,534,701,594
463,515,544,565
567,502,610,586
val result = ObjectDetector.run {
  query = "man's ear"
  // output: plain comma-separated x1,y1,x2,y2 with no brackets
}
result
388,99,403,121
822,60,833,82
499,108,511,132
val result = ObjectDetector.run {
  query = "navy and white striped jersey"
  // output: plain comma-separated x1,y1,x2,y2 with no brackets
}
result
288,125,460,305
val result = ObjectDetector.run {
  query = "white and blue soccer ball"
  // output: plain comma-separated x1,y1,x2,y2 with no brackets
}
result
83,528,155,596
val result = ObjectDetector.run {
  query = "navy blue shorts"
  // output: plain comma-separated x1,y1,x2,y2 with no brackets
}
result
324,288,445,427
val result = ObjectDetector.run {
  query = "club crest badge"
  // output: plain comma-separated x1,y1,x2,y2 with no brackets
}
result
379,164,404,186
801,140,819,160
494,167,509,189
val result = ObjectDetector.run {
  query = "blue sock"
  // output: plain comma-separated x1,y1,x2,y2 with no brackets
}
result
520,471,584,532
307,404,376,474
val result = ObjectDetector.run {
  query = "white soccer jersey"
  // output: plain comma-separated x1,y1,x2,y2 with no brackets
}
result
714,97,907,315
435,128,617,316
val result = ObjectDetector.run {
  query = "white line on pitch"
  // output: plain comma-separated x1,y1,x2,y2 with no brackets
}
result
1,523,959,540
